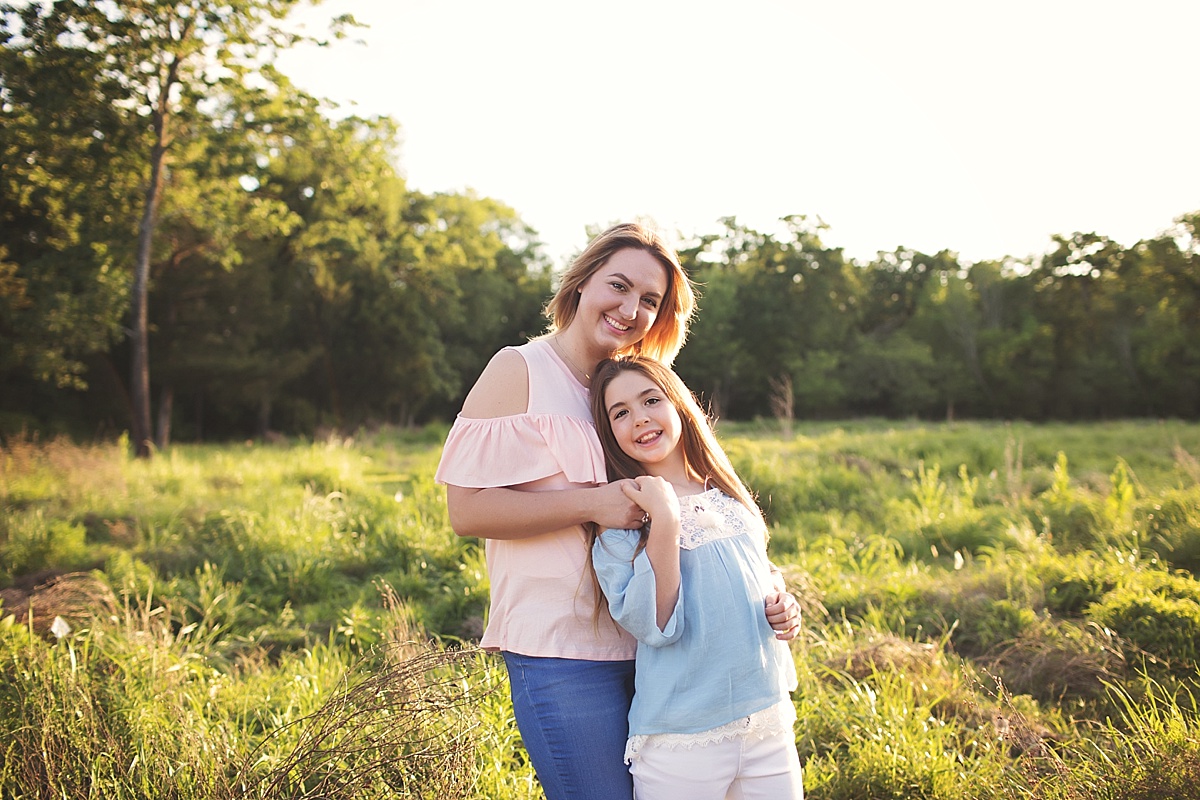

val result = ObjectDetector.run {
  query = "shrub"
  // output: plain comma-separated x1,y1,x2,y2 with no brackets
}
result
1140,487,1200,575
1034,453,1106,552
1087,587,1200,672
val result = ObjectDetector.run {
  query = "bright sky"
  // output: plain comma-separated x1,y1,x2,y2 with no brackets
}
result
276,0,1200,267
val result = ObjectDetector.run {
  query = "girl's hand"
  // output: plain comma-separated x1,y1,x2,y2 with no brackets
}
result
591,479,646,530
620,476,680,530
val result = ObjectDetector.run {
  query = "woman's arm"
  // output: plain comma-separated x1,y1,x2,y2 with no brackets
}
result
444,348,644,540
447,482,643,540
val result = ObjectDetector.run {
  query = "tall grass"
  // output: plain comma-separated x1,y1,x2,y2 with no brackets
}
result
2,421,1199,799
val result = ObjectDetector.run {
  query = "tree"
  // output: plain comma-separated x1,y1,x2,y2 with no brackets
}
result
141,71,317,444
0,3,139,399
905,251,984,419
678,216,861,419
3,0,345,455
1033,232,1130,417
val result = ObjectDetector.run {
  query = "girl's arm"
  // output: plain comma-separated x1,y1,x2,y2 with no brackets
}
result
444,349,645,540
593,529,684,646
622,477,681,631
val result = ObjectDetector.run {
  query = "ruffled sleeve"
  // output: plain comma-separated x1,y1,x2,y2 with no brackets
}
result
434,413,607,488
593,529,684,647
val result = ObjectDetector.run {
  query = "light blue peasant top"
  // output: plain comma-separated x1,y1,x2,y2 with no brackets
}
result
592,488,798,737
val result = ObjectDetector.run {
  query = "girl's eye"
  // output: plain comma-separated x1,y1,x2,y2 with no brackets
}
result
611,409,627,421
611,282,627,292
645,397,659,406
642,297,659,309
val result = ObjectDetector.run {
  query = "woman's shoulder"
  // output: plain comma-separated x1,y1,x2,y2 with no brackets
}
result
460,348,530,419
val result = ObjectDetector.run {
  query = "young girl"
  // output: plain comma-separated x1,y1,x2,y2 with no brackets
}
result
588,356,804,800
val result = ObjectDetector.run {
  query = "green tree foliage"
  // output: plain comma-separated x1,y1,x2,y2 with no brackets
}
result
1,1,554,440
679,216,861,419
0,3,138,393
0,0,344,454
3,4,1199,438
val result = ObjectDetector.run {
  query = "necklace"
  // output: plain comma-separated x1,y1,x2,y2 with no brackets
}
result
549,336,593,384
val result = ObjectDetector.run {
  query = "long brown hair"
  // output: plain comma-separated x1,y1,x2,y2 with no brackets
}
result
585,356,762,626
544,223,696,365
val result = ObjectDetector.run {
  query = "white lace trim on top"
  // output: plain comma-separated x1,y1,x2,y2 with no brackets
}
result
623,699,796,763
676,488,764,550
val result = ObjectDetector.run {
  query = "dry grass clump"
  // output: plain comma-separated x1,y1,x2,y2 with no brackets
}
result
232,643,491,800
982,676,1068,775
981,619,1126,703
823,631,940,680
1175,444,1200,485
777,563,828,623
0,571,117,637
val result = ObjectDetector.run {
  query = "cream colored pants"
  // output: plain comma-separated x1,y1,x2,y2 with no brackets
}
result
629,730,804,800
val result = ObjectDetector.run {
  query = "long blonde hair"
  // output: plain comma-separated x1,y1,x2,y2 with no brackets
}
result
586,357,762,625
545,223,696,365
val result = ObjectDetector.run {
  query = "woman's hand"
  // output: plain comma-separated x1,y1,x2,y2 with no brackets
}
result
590,479,647,530
764,590,801,641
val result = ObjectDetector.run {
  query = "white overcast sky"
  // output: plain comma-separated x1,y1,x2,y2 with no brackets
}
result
275,0,1200,267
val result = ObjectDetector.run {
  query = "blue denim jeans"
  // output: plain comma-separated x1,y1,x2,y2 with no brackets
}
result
501,652,636,800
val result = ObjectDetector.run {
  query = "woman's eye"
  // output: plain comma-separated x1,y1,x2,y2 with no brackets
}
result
611,282,627,292
642,297,659,309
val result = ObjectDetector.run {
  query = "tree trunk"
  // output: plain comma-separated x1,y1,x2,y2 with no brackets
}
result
322,347,343,428
130,167,158,457
155,384,173,450
258,396,272,438
129,44,185,457
130,100,171,457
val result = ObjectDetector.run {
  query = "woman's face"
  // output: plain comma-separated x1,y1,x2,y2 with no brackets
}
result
572,248,669,355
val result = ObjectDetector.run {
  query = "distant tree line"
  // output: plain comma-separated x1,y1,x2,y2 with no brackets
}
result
673,215,1200,423
3,2,1198,445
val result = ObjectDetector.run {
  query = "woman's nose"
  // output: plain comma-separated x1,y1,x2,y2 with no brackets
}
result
618,295,638,320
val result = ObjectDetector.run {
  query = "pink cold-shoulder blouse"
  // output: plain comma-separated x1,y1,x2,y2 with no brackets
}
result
434,339,637,660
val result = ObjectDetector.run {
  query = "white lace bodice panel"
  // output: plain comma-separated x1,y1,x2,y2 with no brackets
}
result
676,488,766,550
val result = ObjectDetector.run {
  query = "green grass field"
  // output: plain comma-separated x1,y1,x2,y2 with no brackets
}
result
3,420,1200,799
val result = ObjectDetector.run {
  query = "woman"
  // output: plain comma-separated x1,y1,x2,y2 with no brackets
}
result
434,222,799,800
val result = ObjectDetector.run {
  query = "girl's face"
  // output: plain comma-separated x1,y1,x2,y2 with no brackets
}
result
603,369,685,476
573,248,668,355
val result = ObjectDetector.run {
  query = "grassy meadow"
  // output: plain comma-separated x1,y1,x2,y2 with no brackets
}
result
3,419,1200,799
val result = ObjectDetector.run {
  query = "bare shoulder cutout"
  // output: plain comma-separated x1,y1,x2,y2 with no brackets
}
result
459,349,530,419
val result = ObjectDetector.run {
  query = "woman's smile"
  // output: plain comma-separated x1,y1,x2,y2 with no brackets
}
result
575,248,668,353
603,314,632,332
